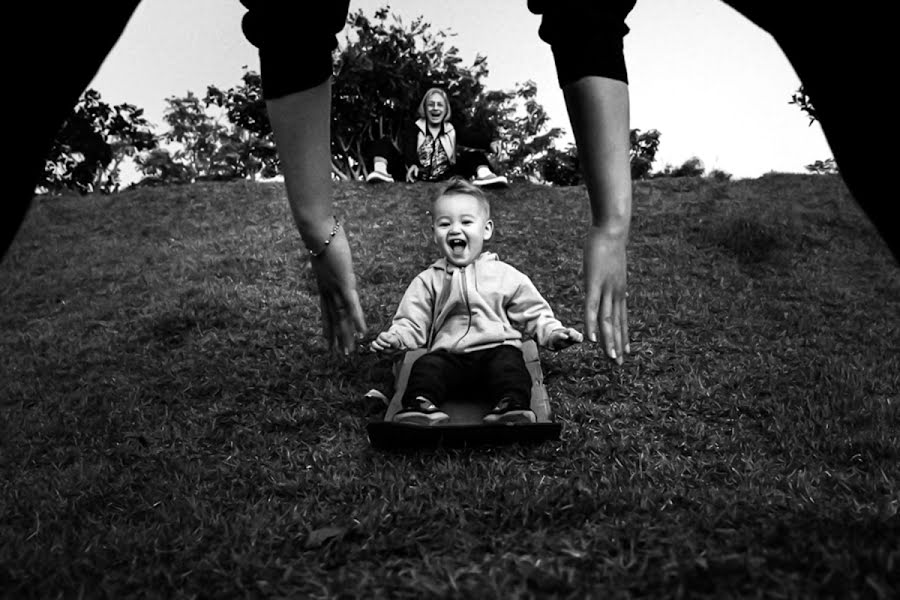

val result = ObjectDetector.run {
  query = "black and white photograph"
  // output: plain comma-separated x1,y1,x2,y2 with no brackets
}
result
2,1,896,598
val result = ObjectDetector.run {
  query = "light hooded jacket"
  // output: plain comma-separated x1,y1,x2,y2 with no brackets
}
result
385,252,565,353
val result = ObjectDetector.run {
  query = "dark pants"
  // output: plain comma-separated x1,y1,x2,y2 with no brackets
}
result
403,345,532,408
362,137,494,182
4,2,896,263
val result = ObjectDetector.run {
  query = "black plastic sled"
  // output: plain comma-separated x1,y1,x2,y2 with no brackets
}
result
366,341,562,449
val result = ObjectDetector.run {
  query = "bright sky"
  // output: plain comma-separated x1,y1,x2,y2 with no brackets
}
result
89,0,831,180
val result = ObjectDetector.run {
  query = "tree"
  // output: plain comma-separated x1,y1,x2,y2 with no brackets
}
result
534,128,661,186
331,7,479,179
630,129,661,180
205,68,279,178
135,6,660,187
136,91,269,185
330,7,562,181
487,81,565,181
40,89,156,194
160,92,222,179
140,6,666,188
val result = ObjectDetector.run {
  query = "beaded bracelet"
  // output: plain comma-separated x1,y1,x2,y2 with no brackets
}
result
308,217,341,258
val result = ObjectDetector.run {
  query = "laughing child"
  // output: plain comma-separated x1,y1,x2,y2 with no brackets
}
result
370,177,582,425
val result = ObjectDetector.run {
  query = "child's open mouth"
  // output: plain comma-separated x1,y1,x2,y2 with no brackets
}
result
448,239,466,251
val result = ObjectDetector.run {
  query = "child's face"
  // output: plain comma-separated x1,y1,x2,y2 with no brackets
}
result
432,193,493,267
424,93,447,125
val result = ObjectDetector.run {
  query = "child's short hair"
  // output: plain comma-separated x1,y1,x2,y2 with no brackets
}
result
416,87,452,122
432,176,490,218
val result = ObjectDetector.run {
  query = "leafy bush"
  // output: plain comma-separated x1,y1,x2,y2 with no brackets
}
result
534,144,581,186
707,168,732,182
40,89,156,194
630,129,660,180
534,129,662,186
48,6,673,191
805,158,838,175
656,156,705,178
205,69,280,179
133,148,194,186
135,91,274,185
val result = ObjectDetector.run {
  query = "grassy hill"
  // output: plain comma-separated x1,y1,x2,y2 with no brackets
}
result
1,175,897,598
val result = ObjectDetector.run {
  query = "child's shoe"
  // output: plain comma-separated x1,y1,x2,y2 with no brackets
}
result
483,396,536,424
394,396,450,425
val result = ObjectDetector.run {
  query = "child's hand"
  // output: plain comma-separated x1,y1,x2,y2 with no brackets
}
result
547,328,584,351
370,331,402,353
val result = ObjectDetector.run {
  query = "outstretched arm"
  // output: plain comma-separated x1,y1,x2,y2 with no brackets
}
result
563,75,631,365
266,80,367,355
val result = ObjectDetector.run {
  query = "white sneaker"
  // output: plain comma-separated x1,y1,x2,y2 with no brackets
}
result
366,170,394,184
472,171,508,188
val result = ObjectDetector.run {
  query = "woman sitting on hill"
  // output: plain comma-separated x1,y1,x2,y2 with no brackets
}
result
363,87,508,188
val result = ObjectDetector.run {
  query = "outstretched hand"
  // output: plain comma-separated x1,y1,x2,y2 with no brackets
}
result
547,327,584,351
583,225,629,364
310,225,367,355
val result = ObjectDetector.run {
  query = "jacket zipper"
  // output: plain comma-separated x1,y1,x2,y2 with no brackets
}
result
456,265,474,347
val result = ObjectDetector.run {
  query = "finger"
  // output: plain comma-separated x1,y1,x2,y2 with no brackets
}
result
599,289,617,361
612,297,623,365
584,286,600,344
335,287,366,354
320,293,335,351
344,288,367,336
328,294,355,356
621,295,630,355
329,301,343,353
324,289,345,353
337,308,356,356
373,335,390,351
